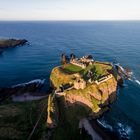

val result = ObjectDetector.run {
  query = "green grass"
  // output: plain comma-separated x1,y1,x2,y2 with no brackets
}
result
50,62,113,89
47,93,58,127
50,67,75,88
81,62,112,81
63,64,83,74
91,97,101,112
0,98,48,140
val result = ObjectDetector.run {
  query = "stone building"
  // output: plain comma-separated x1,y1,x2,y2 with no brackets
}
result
70,55,94,69
70,59,86,69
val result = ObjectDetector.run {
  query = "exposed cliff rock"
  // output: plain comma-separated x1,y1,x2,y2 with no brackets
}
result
64,76,117,114
98,77,117,105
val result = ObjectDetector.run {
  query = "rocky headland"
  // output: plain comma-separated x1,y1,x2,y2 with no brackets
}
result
47,54,124,140
0,38,28,49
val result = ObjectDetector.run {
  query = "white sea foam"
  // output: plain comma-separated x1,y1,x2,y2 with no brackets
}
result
27,79,45,85
12,79,46,88
115,63,125,72
97,119,113,131
117,122,133,139
128,73,140,86
135,80,140,85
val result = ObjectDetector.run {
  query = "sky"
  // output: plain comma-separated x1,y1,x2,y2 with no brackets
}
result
0,0,140,20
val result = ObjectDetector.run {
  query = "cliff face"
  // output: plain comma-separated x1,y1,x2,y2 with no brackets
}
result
98,77,117,104
65,76,117,114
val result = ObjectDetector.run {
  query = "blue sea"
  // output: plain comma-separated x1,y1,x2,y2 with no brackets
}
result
0,21,140,139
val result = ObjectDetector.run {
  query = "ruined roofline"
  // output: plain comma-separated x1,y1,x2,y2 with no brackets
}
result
95,74,113,85
70,55,94,69
70,60,86,69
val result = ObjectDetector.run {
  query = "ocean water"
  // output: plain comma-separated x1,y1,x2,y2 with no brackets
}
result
0,21,140,139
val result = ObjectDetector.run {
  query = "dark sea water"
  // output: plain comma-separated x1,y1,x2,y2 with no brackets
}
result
0,21,140,139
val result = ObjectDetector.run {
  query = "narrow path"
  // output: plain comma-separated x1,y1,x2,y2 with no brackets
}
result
27,102,47,140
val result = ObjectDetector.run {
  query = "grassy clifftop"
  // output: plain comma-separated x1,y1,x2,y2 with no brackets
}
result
48,61,118,140
50,62,112,88
50,62,116,113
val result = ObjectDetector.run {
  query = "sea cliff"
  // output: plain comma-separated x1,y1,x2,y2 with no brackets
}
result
47,54,121,140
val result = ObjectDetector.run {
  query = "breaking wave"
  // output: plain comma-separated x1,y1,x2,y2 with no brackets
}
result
135,80,140,85
97,119,113,131
114,63,125,72
117,122,133,139
11,79,46,88
129,74,140,86
97,118,133,139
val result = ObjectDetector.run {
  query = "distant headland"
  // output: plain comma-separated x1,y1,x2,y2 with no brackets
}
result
0,38,28,54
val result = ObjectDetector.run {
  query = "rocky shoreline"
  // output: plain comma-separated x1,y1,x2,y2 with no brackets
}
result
0,79,45,102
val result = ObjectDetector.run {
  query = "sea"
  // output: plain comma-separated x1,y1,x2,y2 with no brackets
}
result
0,21,140,140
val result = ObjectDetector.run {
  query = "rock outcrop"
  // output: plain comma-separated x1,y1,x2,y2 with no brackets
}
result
47,60,120,140
49,62,118,117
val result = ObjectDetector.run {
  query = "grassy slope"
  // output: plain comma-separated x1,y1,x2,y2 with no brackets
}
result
63,63,83,73
0,98,48,140
47,93,58,127
50,65,77,88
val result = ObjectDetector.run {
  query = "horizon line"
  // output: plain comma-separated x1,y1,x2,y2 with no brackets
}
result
0,19,140,22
